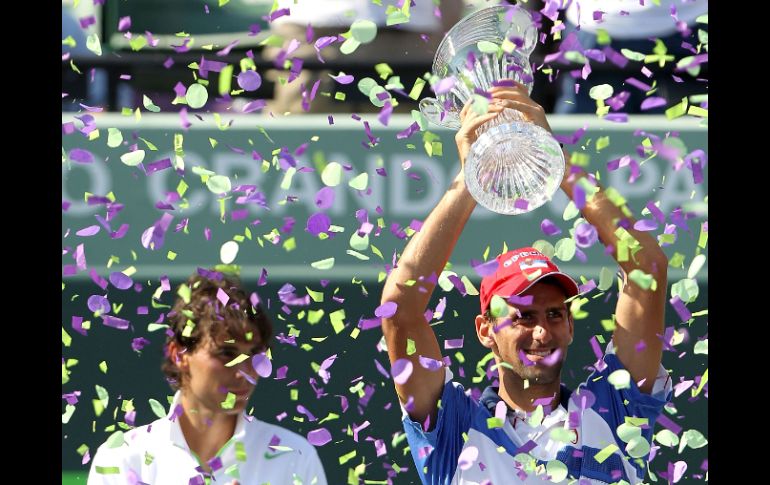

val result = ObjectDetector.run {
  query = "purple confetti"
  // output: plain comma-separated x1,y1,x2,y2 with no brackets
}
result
307,428,332,446
102,315,130,330
87,295,111,314
444,337,464,349
131,337,150,352
574,223,598,248
418,355,444,371
140,213,173,250
237,70,262,91
669,296,692,322
633,219,658,231
471,258,499,277
251,352,272,378
374,301,397,318
76,225,100,237
306,212,331,236
69,148,94,164
640,97,667,111
109,272,133,290
330,72,354,84
315,187,335,209
540,218,562,236
391,358,413,385
318,354,337,384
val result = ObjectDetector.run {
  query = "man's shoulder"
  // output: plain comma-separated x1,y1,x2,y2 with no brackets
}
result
90,418,169,473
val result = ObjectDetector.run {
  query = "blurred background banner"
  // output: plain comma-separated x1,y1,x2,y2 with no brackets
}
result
62,114,706,280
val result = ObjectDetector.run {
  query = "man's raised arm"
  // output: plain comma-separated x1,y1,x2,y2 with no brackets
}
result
561,162,668,393
380,101,506,425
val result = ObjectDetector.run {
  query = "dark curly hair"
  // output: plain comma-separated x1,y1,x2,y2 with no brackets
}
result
161,269,273,390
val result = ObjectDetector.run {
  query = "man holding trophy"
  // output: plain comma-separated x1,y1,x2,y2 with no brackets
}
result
380,5,671,484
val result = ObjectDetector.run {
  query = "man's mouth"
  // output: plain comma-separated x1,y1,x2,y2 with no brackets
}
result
523,348,555,359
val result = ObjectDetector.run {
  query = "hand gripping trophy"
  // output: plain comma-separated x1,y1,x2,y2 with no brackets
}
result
419,4,565,215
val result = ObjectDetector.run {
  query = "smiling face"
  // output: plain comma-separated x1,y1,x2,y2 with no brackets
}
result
172,330,264,415
163,272,274,415
475,280,574,386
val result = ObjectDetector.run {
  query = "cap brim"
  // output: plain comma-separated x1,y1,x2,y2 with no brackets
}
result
493,271,580,304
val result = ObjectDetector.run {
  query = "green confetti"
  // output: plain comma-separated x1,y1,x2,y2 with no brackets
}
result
311,257,335,270
281,166,297,190
655,429,680,447
321,162,343,186
62,404,76,424
357,77,378,96
120,150,145,166
99,361,108,373
598,267,615,291
665,97,688,120
460,276,479,296
679,429,708,452
694,339,708,355
129,35,147,51
143,95,161,113
330,309,346,334
351,20,378,43
348,172,369,190
106,128,123,148
221,392,236,410
607,369,631,390
346,249,369,260
554,238,576,262
186,83,209,109
487,417,504,429
206,174,232,194
593,443,619,464
589,84,613,101
307,309,325,325
406,338,416,355
306,287,324,302
219,64,233,95
62,327,72,347
224,353,249,368
409,78,426,100
105,430,125,448
340,37,361,54
687,254,707,279
562,201,580,220
546,459,568,482
671,278,698,303
95,466,120,475
339,450,357,465
532,240,555,259
235,441,247,461
628,269,654,291
489,295,509,318
148,398,166,418
350,232,369,251
626,435,651,458
620,49,645,61
368,85,390,107
86,33,102,56
476,40,500,54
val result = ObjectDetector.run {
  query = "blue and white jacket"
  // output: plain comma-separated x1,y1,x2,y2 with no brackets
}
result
403,343,672,484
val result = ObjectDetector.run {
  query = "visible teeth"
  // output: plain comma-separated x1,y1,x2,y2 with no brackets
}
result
527,350,551,357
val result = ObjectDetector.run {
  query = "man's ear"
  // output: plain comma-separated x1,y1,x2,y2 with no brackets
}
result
567,314,574,345
475,314,496,349
167,340,189,372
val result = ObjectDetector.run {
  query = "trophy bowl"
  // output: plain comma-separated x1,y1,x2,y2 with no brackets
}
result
419,5,565,215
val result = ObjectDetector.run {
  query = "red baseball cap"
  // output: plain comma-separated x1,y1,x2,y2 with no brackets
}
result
479,247,580,314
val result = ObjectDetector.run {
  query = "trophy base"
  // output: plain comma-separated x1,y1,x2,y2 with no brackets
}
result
464,121,565,215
